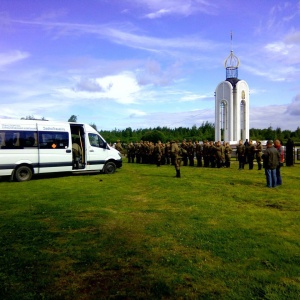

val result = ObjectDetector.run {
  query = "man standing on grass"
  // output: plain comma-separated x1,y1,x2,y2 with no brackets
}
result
115,140,123,152
262,140,280,188
214,141,224,168
154,141,162,167
195,141,203,167
247,140,256,170
170,140,186,178
224,142,232,168
274,139,284,185
236,140,245,170
255,140,263,170
187,140,195,167
181,139,188,166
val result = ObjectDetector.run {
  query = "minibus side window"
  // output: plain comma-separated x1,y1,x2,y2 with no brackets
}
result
39,131,69,149
22,132,38,147
88,133,105,148
0,130,37,149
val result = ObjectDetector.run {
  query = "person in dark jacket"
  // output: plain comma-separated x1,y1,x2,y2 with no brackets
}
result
274,139,284,185
262,140,280,188
285,138,294,166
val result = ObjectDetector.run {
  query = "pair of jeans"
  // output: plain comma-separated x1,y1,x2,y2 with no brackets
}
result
276,166,282,185
265,168,277,188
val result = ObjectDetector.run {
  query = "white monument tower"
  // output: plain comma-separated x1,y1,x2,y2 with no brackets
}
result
215,37,249,143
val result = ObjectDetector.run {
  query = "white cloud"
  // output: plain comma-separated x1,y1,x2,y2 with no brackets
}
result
73,78,103,92
0,50,29,68
121,108,215,129
264,42,293,55
249,88,267,95
128,109,147,117
106,27,215,54
250,104,299,130
8,16,217,56
137,60,183,86
285,31,300,44
145,9,171,19
139,0,218,18
58,72,142,104
180,93,211,102
242,64,286,82
286,93,300,116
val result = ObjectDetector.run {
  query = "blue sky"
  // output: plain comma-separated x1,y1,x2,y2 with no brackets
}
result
0,0,300,131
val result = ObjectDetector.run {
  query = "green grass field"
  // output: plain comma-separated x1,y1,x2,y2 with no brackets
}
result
0,161,299,299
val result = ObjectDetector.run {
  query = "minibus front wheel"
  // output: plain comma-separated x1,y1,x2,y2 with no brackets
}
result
103,161,116,174
15,165,33,182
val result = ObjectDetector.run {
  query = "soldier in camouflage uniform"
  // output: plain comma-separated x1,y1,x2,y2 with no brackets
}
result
127,142,135,163
195,141,203,167
246,140,256,170
187,140,195,166
181,140,188,166
209,141,216,168
224,142,232,168
135,141,142,163
202,140,210,167
149,141,155,164
165,141,171,165
160,143,166,165
214,141,224,168
115,140,123,152
236,140,245,170
154,141,162,167
141,141,147,164
255,140,263,170
170,140,186,178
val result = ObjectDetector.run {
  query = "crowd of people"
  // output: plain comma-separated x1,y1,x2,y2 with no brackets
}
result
116,139,234,168
113,138,285,186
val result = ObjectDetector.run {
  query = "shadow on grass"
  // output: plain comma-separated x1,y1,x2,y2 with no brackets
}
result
0,170,121,183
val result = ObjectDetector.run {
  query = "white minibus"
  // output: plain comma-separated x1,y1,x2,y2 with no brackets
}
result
0,119,122,181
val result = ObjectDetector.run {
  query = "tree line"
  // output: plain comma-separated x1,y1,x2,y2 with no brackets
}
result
100,124,300,146
21,115,300,145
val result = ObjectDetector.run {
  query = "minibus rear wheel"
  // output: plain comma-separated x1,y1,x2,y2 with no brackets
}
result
15,165,33,182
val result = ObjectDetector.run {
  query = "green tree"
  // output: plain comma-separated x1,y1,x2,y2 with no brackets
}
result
141,130,166,143
90,123,98,131
294,127,300,139
275,127,284,141
21,115,47,120
283,130,291,140
265,126,275,140
68,115,78,122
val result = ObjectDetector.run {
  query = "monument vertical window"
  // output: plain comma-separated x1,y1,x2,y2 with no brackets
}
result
240,100,246,130
220,101,227,130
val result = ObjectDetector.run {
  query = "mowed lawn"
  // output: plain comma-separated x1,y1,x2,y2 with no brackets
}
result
0,161,299,299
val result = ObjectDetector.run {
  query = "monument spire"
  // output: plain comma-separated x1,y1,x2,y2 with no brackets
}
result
224,32,240,84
